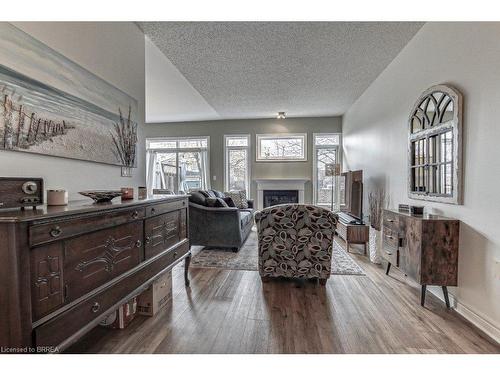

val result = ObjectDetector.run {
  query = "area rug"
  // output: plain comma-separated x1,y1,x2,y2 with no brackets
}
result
190,229,365,276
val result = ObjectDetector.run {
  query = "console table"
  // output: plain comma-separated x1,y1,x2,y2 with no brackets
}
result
381,209,459,308
336,220,369,254
0,195,190,351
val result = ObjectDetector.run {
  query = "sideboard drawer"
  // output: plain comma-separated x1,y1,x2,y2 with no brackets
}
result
382,228,399,266
383,210,399,232
29,207,145,247
62,221,143,304
169,238,190,264
382,227,399,249
382,244,398,266
34,240,189,349
146,199,186,217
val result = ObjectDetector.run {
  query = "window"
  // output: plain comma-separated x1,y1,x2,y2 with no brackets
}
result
256,133,307,161
313,134,341,207
146,136,210,195
224,135,250,195
408,85,463,204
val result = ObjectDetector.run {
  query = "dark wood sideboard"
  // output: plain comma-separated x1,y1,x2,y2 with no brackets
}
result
381,209,459,308
0,195,190,351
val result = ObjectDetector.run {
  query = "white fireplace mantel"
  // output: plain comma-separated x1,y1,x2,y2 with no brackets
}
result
255,178,309,210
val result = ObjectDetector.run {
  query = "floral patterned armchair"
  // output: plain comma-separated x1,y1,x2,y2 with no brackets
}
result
255,204,337,285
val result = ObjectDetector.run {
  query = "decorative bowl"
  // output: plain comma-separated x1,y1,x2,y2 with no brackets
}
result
79,190,122,203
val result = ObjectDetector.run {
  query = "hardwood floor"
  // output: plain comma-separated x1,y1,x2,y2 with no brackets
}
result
67,241,499,354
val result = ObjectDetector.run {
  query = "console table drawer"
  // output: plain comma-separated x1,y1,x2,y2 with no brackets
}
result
336,221,347,239
29,207,145,247
146,199,186,217
34,241,189,349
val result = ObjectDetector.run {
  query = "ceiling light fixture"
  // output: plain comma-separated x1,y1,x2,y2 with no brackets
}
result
277,111,286,119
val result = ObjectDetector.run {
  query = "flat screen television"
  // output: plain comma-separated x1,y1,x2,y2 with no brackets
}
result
339,170,363,220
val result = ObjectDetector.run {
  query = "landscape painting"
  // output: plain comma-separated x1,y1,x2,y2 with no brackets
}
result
0,23,138,167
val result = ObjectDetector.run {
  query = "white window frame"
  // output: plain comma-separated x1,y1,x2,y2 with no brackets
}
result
256,133,307,162
224,134,251,197
312,133,341,208
146,136,210,193
146,136,210,152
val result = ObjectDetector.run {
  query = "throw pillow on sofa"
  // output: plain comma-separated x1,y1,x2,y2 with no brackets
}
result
223,196,236,207
223,191,249,209
211,190,226,198
189,191,207,206
199,190,217,198
205,197,229,208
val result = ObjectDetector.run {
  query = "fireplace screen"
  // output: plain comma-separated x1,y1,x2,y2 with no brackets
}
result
263,190,299,208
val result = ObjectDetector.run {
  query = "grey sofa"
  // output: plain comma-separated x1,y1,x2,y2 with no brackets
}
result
188,190,254,251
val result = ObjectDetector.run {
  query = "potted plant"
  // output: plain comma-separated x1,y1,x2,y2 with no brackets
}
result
368,189,386,264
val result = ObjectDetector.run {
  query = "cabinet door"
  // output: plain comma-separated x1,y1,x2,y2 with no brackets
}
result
400,217,421,283
144,209,187,259
31,242,65,321
420,220,459,286
63,221,143,303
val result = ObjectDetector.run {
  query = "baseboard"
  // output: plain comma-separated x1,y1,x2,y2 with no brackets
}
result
427,286,500,344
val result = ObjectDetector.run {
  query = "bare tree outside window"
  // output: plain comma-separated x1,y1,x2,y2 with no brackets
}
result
228,149,247,191
313,133,340,207
225,135,250,195
256,134,306,161
316,148,337,205
147,137,209,193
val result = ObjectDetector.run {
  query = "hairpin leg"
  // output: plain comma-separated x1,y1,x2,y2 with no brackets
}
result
421,285,427,306
442,286,450,309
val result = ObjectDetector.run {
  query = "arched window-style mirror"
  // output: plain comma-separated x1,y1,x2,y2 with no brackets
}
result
408,84,463,204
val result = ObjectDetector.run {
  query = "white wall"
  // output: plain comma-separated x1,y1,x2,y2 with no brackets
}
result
343,22,500,341
145,37,220,123
1,22,146,200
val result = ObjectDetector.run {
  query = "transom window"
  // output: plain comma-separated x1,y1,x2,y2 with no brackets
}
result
408,85,463,204
224,135,250,196
256,133,307,162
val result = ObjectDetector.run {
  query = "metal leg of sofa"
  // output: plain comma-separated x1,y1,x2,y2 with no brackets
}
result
232,247,239,253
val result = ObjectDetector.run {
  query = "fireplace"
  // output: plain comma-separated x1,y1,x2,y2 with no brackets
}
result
263,190,299,208
255,179,308,210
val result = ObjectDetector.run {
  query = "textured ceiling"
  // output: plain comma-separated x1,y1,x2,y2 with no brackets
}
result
138,22,423,120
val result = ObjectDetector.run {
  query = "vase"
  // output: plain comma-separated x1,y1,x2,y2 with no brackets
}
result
368,226,382,264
